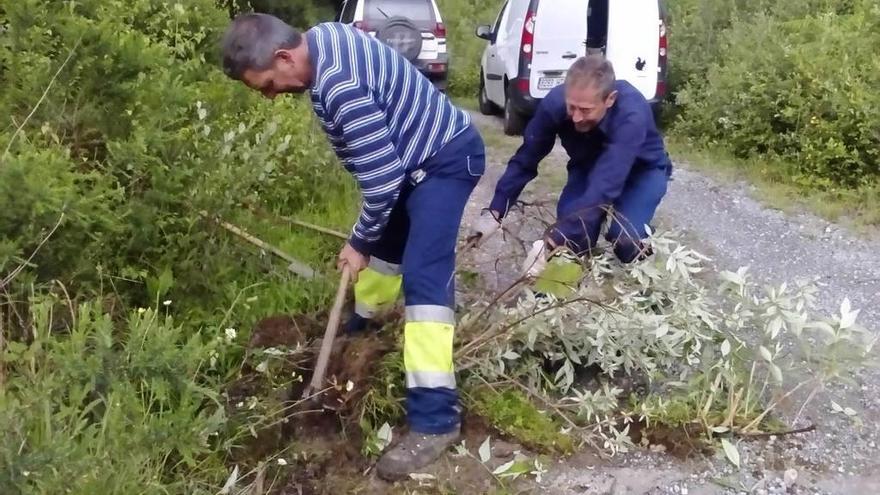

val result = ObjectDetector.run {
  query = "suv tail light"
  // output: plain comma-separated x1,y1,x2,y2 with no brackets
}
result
656,18,668,98
433,22,446,37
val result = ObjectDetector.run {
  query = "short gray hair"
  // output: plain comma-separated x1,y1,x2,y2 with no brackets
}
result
220,13,303,80
565,55,616,97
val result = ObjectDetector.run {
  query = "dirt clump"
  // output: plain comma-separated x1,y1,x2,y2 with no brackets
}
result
628,421,713,459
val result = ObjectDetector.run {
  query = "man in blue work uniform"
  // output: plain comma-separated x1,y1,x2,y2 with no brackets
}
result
220,14,484,479
474,55,672,273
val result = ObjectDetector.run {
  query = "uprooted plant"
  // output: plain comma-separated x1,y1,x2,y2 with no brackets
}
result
456,226,876,456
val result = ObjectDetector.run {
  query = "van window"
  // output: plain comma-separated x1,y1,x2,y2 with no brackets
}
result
491,1,509,44
587,0,609,50
364,0,435,22
340,0,358,23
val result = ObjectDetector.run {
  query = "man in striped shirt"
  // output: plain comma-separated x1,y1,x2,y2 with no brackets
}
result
220,14,485,479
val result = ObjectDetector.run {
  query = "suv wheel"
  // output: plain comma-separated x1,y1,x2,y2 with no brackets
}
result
503,97,525,136
478,74,497,116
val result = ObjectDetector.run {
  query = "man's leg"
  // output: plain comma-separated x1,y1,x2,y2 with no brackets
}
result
606,167,669,263
376,171,481,480
344,191,410,334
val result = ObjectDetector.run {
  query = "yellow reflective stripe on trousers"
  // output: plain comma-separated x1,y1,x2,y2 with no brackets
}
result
404,318,455,389
353,267,402,315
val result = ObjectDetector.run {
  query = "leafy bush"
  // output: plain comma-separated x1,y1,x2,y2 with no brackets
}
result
0,300,233,494
669,0,880,188
1,0,358,317
436,0,503,97
2,2,359,492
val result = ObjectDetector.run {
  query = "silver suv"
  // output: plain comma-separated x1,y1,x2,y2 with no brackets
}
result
336,0,449,91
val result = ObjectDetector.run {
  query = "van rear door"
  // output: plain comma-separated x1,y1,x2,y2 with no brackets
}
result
604,0,659,100
529,0,588,98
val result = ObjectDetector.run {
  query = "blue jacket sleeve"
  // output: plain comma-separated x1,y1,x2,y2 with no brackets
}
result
322,78,405,255
548,110,647,248
488,99,559,217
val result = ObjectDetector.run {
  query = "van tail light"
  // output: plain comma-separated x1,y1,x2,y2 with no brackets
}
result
433,22,446,37
656,19,668,98
521,9,536,60
517,78,530,94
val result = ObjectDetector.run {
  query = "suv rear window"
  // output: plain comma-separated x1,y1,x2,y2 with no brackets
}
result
363,0,435,22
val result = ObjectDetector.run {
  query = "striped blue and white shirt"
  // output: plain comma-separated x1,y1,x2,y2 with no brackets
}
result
306,22,471,254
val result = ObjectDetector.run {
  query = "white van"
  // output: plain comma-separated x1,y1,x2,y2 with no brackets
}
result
476,0,668,135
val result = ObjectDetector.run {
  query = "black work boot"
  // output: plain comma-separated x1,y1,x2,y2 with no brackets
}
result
375,426,461,481
343,314,385,335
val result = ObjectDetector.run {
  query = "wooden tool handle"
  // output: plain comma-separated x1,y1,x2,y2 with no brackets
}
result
302,265,352,400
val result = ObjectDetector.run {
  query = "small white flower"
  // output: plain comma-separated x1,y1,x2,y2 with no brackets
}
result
224,328,237,342
276,458,288,466
163,300,172,306
345,380,354,392
137,307,146,314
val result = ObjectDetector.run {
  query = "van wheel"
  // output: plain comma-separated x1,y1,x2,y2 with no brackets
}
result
478,76,497,116
503,98,525,136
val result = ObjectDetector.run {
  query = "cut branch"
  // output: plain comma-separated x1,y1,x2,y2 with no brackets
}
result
244,203,348,240
200,211,317,279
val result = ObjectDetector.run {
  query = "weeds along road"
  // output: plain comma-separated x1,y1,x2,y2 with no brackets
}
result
460,110,880,495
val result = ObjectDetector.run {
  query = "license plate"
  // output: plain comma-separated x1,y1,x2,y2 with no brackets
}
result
538,77,565,90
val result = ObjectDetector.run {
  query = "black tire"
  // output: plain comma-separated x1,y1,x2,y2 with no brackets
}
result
374,16,423,62
478,75,497,115
503,97,526,136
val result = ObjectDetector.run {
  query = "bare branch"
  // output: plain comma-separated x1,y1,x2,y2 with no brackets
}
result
2,39,82,160
1,212,66,289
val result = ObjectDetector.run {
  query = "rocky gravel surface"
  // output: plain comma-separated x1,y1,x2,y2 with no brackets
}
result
462,111,880,494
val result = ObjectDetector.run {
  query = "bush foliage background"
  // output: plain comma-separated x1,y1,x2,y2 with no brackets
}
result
2,2,358,492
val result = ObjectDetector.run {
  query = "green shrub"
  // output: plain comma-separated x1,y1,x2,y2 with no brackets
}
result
436,0,503,98
669,0,880,188
1,0,358,319
2,3,359,491
0,300,232,494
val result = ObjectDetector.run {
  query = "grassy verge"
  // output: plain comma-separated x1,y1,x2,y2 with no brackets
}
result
465,386,575,455
667,136,880,231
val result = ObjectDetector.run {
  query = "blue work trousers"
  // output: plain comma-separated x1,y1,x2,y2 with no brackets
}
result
357,125,484,434
557,163,670,262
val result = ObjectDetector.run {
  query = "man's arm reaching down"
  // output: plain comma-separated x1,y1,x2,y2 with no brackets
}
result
489,100,559,217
